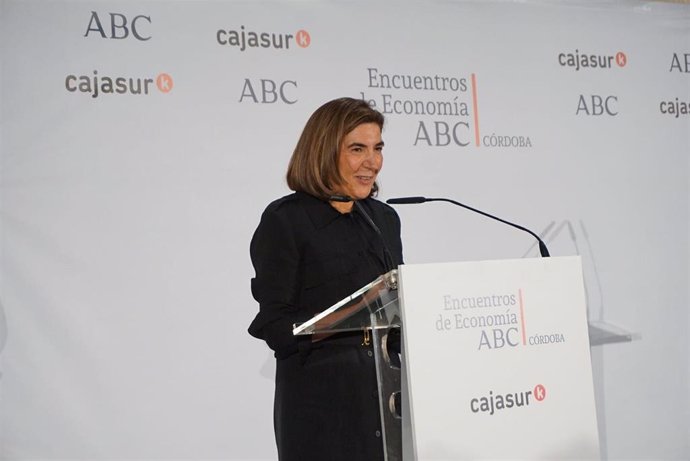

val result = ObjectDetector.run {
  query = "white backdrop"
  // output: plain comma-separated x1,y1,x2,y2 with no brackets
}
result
1,1,689,459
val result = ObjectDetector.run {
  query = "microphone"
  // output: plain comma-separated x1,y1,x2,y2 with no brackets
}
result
386,196,426,204
329,194,353,203
386,196,550,257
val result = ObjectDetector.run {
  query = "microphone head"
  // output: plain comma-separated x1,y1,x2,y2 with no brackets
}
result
329,195,353,203
386,196,427,204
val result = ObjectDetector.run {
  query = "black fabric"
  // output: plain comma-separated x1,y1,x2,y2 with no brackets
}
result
249,191,403,461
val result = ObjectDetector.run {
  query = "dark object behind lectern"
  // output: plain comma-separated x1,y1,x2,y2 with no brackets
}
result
293,269,402,461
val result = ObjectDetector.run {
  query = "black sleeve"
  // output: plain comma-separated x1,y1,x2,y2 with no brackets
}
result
247,205,303,358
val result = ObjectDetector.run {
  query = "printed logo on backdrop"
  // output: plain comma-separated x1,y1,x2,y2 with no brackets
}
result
217,25,311,52
84,11,152,41
238,79,298,105
65,71,173,98
558,49,627,71
359,68,533,150
222,25,310,105
435,289,565,351
659,52,690,118
557,49,627,117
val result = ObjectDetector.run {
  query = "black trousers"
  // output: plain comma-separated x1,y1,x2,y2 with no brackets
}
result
273,336,384,461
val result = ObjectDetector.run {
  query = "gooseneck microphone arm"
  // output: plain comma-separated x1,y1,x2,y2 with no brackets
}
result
354,200,397,273
386,196,550,257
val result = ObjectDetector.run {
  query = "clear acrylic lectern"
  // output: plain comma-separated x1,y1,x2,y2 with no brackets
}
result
293,269,402,461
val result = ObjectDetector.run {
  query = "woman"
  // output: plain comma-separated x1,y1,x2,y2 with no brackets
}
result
248,97,403,461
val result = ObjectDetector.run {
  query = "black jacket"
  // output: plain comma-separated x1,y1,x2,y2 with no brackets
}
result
248,191,403,358
248,191,403,461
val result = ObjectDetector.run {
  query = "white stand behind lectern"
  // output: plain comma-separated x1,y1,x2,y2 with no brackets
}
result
294,256,601,460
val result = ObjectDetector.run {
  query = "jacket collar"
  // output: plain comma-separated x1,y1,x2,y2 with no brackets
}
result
295,191,375,230
296,191,347,229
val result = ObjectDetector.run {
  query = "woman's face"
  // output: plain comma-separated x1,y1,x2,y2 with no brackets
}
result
336,122,384,200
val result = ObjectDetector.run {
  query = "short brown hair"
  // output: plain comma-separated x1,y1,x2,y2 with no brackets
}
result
286,97,385,199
